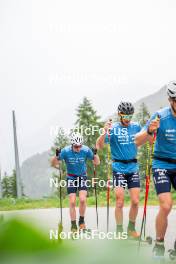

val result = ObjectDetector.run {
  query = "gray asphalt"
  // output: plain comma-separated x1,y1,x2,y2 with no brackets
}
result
1,206,176,251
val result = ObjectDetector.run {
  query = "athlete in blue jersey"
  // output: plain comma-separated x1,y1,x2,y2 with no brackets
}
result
51,132,100,233
135,81,176,258
96,102,141,239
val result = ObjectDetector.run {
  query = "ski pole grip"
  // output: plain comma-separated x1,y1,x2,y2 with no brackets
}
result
156,114,160,121
56,148,61,157
92,147,97,155
153,114,160,139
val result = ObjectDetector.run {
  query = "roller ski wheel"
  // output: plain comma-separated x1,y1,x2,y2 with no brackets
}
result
79,228,92,234
168,249,176,261
168,240,176,261
132,236,153,245
79,223,91,234
145,236,153,245
139,236,153,245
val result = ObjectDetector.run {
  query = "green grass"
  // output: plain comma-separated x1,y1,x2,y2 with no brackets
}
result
1,191,176,211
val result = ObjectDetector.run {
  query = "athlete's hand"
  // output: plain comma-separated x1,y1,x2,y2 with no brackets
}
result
104,119,112,133
148,118,160,134
51,156,59,168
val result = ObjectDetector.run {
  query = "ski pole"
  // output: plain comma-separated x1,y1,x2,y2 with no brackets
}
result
106,119,112,232
56,148,63,234
91,147,99,229
138,115,159,249
93,163,99,230
138,141,151,248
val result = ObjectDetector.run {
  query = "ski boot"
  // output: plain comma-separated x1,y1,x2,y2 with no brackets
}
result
71,225,78,239
152,242,165,262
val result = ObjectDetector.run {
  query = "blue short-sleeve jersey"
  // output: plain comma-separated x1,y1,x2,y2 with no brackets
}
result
105,122,141,173
58,145,94,177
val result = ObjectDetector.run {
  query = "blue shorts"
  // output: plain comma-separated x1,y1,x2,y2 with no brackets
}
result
113,171,140,189
66,176,88,195
153,168,176,195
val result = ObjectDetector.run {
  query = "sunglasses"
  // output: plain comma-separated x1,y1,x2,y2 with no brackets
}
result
120,114,133,120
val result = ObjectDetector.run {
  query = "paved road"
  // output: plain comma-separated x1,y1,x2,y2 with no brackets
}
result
1,206,176,251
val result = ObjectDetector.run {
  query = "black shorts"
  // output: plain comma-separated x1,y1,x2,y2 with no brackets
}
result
153,168,176,195
67,176,88,195
113,171,140,189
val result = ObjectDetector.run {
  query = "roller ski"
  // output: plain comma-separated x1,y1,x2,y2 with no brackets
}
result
128,229,152,245
70,221,79,239
79,223,91,234
168,240,176,261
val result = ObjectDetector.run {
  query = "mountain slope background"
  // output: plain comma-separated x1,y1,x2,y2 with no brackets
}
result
21,151,55,198
134,86,169,113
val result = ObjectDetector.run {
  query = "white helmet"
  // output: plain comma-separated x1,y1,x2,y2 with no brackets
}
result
70,132,83,146
166,81,176,98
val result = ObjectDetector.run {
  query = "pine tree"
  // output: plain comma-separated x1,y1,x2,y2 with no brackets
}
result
9,170,17,197
2,172,9,197
75,97,102,146
2,170,17,198
51,127,69,154
74,97,108,194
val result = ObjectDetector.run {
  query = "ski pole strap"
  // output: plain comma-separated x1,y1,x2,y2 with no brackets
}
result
112,158,137,164
153,155,176,164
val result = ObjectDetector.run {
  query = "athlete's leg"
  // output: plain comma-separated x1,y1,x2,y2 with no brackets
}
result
115,187,125,226
78,190,87,228
153,169,172,240
128,187,140,223
127,172,140,237
69,193,77,221
113,172,126,232
67,177,78,227
79,190,87,218
152,169,172,257
156,192,173,240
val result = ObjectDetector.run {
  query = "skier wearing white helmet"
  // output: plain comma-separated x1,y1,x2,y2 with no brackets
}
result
70,132,84,146
51,132,100,233
135,81,176,259
166,80,176,99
